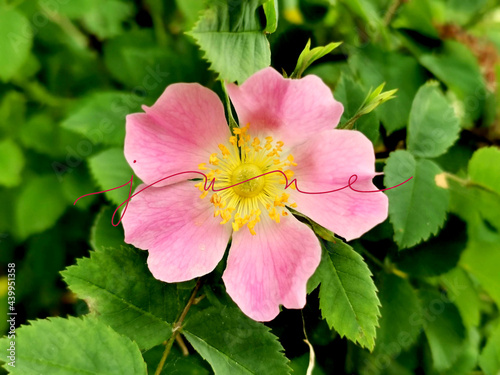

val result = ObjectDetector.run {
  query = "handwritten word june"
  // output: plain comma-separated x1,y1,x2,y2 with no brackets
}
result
74,170,413,226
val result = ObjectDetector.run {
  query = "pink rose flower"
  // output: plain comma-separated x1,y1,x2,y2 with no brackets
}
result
122,67,388,321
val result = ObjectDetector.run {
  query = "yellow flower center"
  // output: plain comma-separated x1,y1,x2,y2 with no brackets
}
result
194,124,298,235
231,163,265,198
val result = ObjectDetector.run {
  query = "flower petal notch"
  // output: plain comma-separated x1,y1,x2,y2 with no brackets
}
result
121,67,389,321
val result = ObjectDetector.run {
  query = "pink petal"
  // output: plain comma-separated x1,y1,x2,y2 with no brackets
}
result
222,213,321,321
226,67,343,148
289,129,388,241
122,182,232,282
125,83,230,186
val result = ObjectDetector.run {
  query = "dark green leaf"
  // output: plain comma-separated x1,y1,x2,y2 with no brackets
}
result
375,273,422,352
420,288,467,372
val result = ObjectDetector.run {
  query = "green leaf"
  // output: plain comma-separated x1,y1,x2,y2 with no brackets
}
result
394,216,466,277
291,39,341,78
175,0,207,29
0,8,33,82
441,267,481,328
183,306,290,375
392,0,438,38
61,92,141,147
82,0,135,40
438,328,480,375
468,147,500,195
307,240,380,351
87,148,137,206
90,206,126,251
188,0,271,83
384,150,449,249
407,82,461,158
103,29,191,95
418,42,486,123
0,316,146,374
460,237,500,308
479,323,500,375
15,175,68,240
420,288,467,372
263,0,278,33
61,246,179,350
143,344,210,375
0,90,26,139
0,139,24,187
334,73,380,144
349,47,426,134
375,273,422,352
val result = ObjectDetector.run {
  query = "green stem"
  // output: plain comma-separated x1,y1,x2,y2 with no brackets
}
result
360,247,409,279
154,279,203,375
443,172,499,195
45,10,88,49
13,79,71,107
383,0,404,26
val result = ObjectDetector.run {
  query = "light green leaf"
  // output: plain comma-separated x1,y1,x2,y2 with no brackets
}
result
15,175,67,240
307,240,380,351
468,147,500,196
0,90,26,139
384,150,449,249
263,0,278,33
479,323,500,375
0,316,147,374
183,306,291,375
82,0,135,40
291,39,341,78
175,0,207,29
441,267,481,328
61,92,141,147
0,8,33,81
375,273,422,352
61,246,179,350
420,288,467,372
460,237,500,308
188,0,271,83
408,82,461,158
0,139,24,187
88,148,137,206
438,328,480,375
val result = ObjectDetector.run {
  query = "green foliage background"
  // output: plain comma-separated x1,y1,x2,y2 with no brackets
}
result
1,0,500,374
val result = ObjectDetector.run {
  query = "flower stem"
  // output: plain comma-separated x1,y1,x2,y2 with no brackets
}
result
383,0,405,26
154,279,203,375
